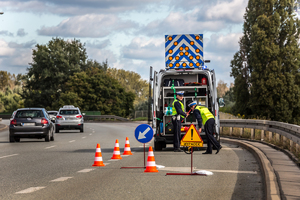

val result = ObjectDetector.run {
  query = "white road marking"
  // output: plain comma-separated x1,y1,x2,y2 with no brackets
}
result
77,169,95,173
121,155,130,157
16,187,45,194
45,146,56,149
0,154,18,159
69,140,75,143
159,167,257,174
92,131,95,133
89,134,92,135
50,177,73,182
108,159,121,161
82,137,86,139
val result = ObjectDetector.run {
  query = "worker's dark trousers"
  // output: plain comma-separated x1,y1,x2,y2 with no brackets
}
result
172,118,181,149
204,118,221,153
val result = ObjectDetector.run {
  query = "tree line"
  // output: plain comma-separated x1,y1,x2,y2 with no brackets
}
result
0,38,150,118
221,0,300,124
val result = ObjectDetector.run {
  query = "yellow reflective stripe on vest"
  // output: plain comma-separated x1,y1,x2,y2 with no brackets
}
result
195,106,214,125
172,99,185,118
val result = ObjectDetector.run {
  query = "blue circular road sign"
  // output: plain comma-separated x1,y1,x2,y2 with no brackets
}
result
134,124,154,143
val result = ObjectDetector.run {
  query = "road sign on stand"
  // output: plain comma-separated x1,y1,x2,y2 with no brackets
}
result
180,124,203,147
134,124,154,143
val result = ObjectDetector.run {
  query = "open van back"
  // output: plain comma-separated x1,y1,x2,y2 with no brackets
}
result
152,34,220,151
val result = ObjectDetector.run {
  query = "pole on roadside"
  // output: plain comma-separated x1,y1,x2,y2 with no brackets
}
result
148,66,153,125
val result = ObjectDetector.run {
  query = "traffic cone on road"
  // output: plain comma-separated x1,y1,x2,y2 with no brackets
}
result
92,143,105,167
123,137,133,155
144,146,159,173
111,139,122,159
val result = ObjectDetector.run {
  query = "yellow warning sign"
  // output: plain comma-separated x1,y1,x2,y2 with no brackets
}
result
180,124,203,147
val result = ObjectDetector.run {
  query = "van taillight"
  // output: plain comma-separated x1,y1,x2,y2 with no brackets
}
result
10,119,17,125
56,115,62,119
41,118,48,125
76,115,82,119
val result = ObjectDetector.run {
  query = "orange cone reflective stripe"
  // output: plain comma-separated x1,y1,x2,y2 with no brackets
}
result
92,143,105,167
144,146,158,173
123,137,133,155
111,139,122,159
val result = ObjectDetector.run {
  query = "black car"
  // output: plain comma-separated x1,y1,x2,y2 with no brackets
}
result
9,108,55,142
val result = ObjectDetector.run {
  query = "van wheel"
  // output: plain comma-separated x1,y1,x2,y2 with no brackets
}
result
9,136,15,143
154,141,163,151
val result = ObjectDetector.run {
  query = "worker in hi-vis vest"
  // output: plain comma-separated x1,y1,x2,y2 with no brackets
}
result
188,101,222,154
172,91,189,152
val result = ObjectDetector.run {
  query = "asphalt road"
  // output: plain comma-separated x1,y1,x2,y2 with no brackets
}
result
0,120,263,200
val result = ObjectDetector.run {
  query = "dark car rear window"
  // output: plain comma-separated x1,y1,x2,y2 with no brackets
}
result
15,110,44,118
59,110,79,115
48,112,57,116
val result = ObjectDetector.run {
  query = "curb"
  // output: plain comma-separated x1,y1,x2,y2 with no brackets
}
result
222,138,281,200
222,136,300,168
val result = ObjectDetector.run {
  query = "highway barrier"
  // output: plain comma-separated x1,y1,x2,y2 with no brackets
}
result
84,115,130,122
220,119,300,154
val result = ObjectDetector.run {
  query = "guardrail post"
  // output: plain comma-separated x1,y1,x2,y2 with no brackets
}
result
251,129,255,140
229,127,233,136
261,130,264,140
276,133,280,143
269,132,273,141
290,140,294,151
282,136,287,147
220,127,223,134
296,144,299,154
240,128,244,137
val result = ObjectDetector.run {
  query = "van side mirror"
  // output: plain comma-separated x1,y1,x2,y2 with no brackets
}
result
82,113,86,116
218,98,225,107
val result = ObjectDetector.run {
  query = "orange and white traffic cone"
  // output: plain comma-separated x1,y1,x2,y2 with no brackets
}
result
92,143,105,167
111,139,122,159
144,146,159,173
123,137,133,155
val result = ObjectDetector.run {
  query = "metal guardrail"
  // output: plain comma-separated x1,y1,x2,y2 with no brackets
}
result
84,115,130,122
220,119,300,146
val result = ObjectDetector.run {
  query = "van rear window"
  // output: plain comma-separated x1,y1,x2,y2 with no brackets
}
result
15,110,44,118
59,110,79,115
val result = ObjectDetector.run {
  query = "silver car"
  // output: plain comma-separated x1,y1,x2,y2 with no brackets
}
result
55,105,84,133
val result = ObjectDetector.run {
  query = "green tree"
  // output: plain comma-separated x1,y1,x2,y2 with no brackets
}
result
107,68,149,107
231,0,300,123
22,38,88,109
57,67,135,117
0,71,9,91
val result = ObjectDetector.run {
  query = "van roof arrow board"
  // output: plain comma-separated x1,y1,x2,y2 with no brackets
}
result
135,124,154,143
180,124,203,147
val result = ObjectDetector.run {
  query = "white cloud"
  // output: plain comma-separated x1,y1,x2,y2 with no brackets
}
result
203,0,248,23
0,39,33,75
121,37,164,60
0,0,164,16
206,33,243,54
37,14,138,38
0,39,15,56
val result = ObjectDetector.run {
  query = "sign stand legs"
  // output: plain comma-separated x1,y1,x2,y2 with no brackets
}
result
121,143,146,169
166,147,205,176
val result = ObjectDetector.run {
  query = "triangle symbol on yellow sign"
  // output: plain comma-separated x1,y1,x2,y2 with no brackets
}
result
181,124,203,142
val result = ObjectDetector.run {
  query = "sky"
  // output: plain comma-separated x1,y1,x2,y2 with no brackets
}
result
0,0,299,86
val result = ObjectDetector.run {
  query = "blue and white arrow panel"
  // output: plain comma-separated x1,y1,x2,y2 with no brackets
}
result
165,34,204,69
134,124,154,143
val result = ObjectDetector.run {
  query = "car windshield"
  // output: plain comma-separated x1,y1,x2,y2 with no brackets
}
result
59,109,79,115
15,110,43,118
